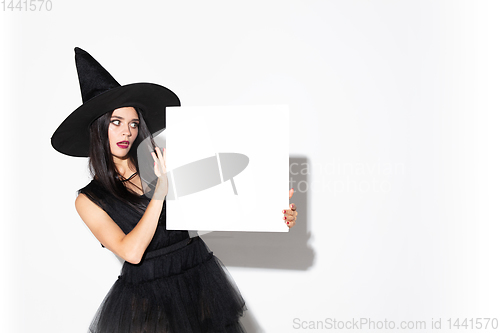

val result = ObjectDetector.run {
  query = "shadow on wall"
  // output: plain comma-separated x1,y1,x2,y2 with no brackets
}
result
202,156,314,271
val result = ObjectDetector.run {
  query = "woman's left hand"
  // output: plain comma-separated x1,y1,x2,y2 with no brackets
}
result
283,188,298,228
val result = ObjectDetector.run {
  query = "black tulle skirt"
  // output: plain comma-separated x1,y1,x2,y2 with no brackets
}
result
88,237,246,333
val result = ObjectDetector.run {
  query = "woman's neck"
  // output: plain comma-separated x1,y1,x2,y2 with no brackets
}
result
113,156,135,178
112,156,143,195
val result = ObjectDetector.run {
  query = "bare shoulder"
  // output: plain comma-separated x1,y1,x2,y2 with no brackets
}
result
75,193,104,217
75,193,109,226
75,192,92,209
74,193,127,254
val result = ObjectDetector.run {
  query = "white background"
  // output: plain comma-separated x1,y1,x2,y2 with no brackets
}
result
2,1,500,332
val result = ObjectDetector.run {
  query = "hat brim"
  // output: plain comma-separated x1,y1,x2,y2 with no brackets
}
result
51,82,180,157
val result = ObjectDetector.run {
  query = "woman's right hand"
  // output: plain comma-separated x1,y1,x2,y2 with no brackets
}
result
151,146,168,200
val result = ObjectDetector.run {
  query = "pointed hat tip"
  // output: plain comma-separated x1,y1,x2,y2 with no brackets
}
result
74,47,87,55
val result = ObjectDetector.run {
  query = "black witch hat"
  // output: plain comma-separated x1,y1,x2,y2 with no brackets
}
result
51,47,180,157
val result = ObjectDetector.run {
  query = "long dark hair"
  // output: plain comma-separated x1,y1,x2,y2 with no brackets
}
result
88,107,157,211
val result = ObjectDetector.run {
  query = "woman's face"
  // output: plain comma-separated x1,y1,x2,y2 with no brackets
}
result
108,107,140,159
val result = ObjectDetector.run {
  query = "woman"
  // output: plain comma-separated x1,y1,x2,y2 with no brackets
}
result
51,48,298,332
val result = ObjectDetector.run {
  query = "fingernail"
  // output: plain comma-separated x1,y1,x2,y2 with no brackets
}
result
291,188,294,191
287,222,289,225
284,217,287,220
292,204,295,209
282,210,286,214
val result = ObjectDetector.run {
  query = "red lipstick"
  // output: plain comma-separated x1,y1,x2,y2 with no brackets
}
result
117,141,129,149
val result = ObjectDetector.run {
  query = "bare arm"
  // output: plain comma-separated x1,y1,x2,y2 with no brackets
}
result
76,147,169,264
75,194,164,264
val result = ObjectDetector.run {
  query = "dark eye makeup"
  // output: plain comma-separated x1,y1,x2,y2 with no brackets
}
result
110,119,139,128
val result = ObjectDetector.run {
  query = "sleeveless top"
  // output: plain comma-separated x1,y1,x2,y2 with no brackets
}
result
78,179,190,252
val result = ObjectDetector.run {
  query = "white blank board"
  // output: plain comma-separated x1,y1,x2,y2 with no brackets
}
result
158,105,290,232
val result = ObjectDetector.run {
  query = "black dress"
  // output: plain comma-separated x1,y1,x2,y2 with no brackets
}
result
78,179,246,333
